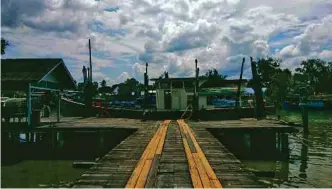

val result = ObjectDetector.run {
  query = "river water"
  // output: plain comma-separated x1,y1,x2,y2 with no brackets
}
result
238,110,332,187
1,129,135,187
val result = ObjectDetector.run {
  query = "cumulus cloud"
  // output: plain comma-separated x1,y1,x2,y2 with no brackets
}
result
2,0,332,83
115,72,131,83
295,15,332,54
279,45,300,58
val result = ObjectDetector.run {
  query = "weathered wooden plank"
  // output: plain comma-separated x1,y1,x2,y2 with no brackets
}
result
179,120,223,188
181,137,203,188
156,174,175,188
135,159,153,188
192,153,212,188
145,154,160,188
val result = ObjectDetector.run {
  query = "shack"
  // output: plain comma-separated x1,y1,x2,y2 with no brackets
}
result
1,58,76,127
150,77,247,110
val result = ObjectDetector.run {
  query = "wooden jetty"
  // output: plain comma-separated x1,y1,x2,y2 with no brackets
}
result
41,117,297,188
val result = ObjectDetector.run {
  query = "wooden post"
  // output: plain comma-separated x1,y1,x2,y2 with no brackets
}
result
193,59,199,119
57,91,60,123
235,57,245,110
27,83,32,127
302,105,309,134
300,133,309,173
84,39,93,117
144,63,149,109
89,39,93,83
250,57,265,119
281,133,289,160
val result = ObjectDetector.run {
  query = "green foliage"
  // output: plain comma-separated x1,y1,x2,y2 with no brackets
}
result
92,82,99,95
118,78,140,96
267,70,292,103
1,38,9,55
100,80,107,88
158,71,169,79
77,82,85,91
202,69,227,80
199,69,228,88
251,57,331,103
256,57,282,87
294,59,332,94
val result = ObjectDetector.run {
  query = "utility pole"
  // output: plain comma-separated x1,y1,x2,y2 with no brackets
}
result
194,59,199,120
84,39,93,117
235,58,245,110
89,39,93,83
144,63,149,109
250,57,265,119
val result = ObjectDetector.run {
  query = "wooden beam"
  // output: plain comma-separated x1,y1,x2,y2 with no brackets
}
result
57,91,60,123
89,39,93,83
126,120,170,188
250,57,265,119
27,83,32,127
177,119,223,188
235,57,245,109
30,86,60,92
38,62,62,83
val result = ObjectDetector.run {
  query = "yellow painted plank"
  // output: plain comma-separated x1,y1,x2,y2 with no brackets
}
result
135,159,153,188
127,120,170,188
180,120,223,188
211,179,223,188
178,121,203,188
183,121,219,180
125,123,163,188
192,153,212,188
182,137,203,188
156,120,170,154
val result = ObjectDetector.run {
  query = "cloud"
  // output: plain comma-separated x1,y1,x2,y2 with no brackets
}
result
2,0,332,84
295,15,332,54
320,50,332,58
279,45,300,58
115,72,131,83
1,0,45,27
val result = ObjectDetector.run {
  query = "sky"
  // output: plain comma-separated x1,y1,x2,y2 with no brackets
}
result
1,0,332,85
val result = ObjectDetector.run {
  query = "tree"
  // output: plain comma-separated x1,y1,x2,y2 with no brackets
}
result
158,71,169,79
100,80,107,88
267,70,292,104
295,59,332,94
202,69,227,80
256,57,282,87
117,78,140,97
1,38,9,55
92,82,99,95
77,82,85,91
199,69,227,87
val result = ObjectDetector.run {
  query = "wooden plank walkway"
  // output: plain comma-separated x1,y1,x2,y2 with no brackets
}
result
71,118,273,188
72,120,161,188
186,120,268,188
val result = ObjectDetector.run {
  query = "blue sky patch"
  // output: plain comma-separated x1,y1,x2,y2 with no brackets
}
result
104,7,120,12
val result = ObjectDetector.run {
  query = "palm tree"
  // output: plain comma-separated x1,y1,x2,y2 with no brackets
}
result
1,38,9,55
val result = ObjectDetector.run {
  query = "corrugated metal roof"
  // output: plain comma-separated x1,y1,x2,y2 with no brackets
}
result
199,87,245,96
1,58,76,90
1,58,62,82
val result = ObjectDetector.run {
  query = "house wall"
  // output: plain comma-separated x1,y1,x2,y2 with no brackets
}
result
198,96,207,110
180,89,187,109
156,89,164,110
155,88,188,110
171,89,187,110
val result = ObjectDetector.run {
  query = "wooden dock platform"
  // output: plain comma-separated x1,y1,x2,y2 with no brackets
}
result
55,118,297,188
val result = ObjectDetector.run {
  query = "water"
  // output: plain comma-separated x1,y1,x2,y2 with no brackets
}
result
213,110,332,188
1,129,135,188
